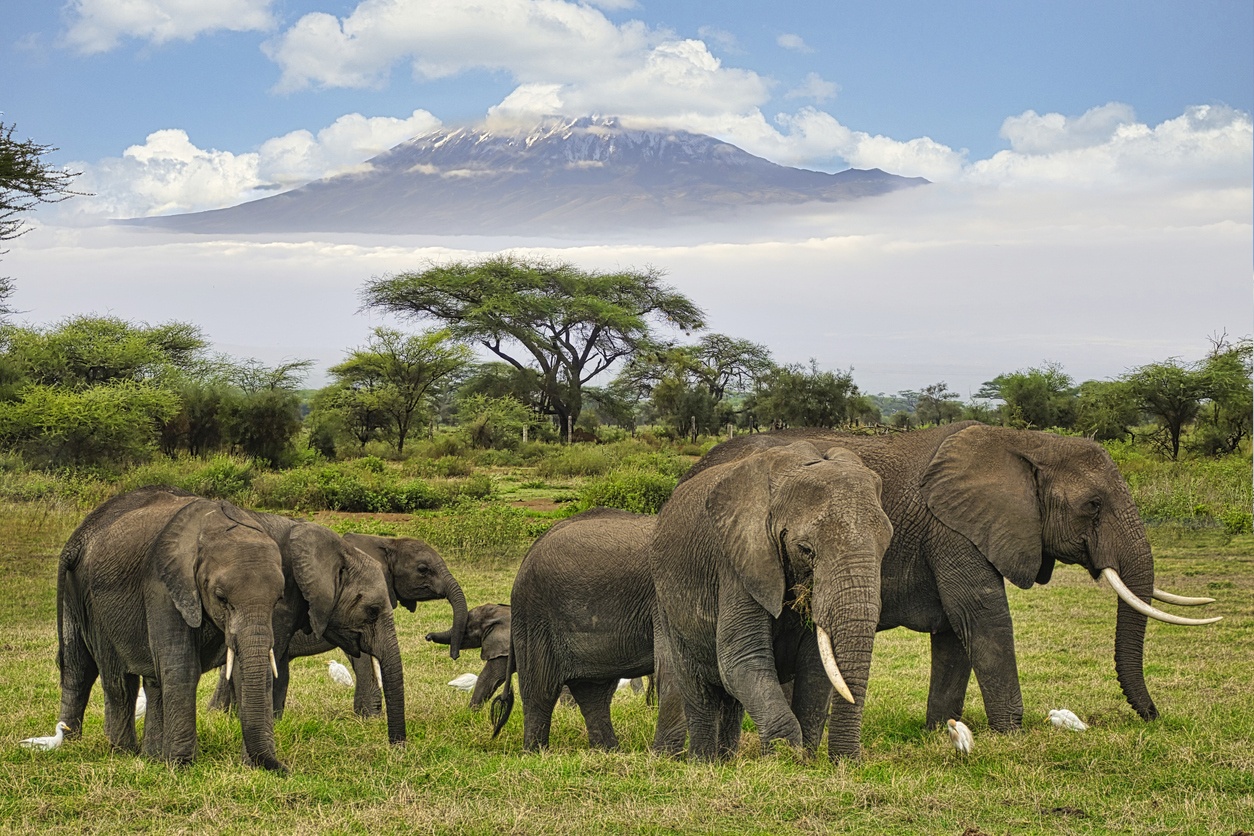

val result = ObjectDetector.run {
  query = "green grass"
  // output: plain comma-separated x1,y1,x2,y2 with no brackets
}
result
1,500,1251,834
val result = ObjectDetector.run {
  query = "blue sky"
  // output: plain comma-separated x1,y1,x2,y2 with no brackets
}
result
2,0,1251,396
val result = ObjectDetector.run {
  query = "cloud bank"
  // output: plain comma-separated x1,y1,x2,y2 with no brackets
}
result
64,0,276,53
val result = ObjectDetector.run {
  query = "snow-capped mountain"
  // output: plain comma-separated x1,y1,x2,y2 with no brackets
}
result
133,116,928,235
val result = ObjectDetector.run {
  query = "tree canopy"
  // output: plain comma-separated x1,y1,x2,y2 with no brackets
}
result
362,255,705,432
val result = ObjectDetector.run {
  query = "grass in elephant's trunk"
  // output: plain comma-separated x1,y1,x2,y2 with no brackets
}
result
788,580,814,628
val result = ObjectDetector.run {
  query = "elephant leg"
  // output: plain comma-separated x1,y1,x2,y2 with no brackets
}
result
517,664,562,752
715,696,745,759
99,660,139,754
789,634,834,755
715,595,801,752
155,639,201,765
567,680,619,750
925,630,972,729
206,666,234,713
650,637,687,755
56,630,98,740
350,653,383,718
140,678,164,758
935,558,1024,732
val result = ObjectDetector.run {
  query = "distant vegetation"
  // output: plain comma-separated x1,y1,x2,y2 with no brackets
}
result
0,255,1246,534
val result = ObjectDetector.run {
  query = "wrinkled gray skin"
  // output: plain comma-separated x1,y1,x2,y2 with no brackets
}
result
208,532,465,718
652,442,892,761
56,487,293,772
245,515,408,746
688,422,1170,732
427,603,512,710
491,508,684,751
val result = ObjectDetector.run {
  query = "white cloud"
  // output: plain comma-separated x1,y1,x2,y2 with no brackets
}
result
696,25,739,53
64,0,275,54
968,104,1253,187
784,72,839,103
776,33,812,53
66,110,441,219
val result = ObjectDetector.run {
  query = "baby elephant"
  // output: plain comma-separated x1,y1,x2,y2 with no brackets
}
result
491,507,682,751
427,603,512,710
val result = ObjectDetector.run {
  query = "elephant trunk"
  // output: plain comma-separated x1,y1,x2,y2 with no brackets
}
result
812,552,882,760
441,567,469,661
231,615,287,773
372,612,407,745
1103,513,1158,721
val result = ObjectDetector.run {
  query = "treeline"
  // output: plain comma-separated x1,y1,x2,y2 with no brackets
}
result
0,255,1248,472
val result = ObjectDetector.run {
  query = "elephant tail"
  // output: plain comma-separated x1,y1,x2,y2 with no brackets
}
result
489,636,517,739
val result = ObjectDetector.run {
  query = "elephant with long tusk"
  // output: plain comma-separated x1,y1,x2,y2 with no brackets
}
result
685,422,1221,734
651,442,892,761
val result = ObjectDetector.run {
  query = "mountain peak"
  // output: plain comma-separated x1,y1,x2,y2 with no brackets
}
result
129,117,928,236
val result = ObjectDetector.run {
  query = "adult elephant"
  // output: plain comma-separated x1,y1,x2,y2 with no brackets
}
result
56,487,294,772
427,603,511,710
652,442,892,761
686,422,1220,733
208,532,465,719
491,508,683,751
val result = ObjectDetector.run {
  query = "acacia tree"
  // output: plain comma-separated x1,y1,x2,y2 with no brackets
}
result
329,327,472,454
1,122,84,315
362,255,704,434
1125,358,1208,461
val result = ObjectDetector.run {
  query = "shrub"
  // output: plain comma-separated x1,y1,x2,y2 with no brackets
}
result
536,446,611,478
576,467,677,515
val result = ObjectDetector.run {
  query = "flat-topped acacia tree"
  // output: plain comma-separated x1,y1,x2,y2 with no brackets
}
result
362,255,705,435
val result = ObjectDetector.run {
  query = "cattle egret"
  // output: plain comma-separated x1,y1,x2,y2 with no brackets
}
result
135,687,147,719
20,722,70,751
1047,708,1088,731
327,659,354,687
946,718,973,754
448,673,478,691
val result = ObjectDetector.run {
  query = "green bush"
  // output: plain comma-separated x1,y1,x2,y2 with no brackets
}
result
536,445,612,478
577,467,677,515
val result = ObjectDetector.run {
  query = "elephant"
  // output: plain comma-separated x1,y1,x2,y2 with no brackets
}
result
427,603,512,710
207,531,466,718
490,507,684,751
651,441,893,761
243,514,408,746
685,422,1220,734
56,486,295,772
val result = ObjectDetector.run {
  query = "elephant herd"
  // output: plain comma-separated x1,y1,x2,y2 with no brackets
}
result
46,423,1221,772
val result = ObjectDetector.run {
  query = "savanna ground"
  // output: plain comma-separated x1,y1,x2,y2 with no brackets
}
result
0,453,1251,835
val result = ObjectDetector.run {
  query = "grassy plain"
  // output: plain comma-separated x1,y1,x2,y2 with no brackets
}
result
0,495,1251,835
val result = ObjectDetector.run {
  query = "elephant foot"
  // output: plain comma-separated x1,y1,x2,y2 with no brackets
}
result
764,736,806,762
244,751,290,774
353,705,383,719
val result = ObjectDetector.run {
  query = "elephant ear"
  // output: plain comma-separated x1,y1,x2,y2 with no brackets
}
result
151,498,220,628
481,606,511,660
288,524,343,641
707,442,824,618
343,533,398,609
920,425,1043,589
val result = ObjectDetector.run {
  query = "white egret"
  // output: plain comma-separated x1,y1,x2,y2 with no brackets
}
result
448,673,478,691
1047,708,1088,731
135,686,147,719
327,659,354,687
946,718,973,754
20,722,70,751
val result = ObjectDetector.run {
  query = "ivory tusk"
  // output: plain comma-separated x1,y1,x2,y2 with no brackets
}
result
816,626,856,704
1152,588,1216,606
1102,569,1222,626
270,649,279,679
225,647,234,681
373,657,383,691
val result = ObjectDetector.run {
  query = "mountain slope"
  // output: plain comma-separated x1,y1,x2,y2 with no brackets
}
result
130,116,928,235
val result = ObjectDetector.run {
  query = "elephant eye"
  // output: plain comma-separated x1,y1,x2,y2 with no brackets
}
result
796,542,815,558
1083,498,1102,515
365,604,382,623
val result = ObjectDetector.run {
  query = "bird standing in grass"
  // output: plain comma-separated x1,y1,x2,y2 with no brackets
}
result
20,722,70,751
327,659,354,687
1047,708,1088,731
135,686,146,719
946,718,973,754
448,673,478,691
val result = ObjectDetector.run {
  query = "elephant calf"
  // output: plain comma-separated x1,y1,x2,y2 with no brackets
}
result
427,603,512,710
